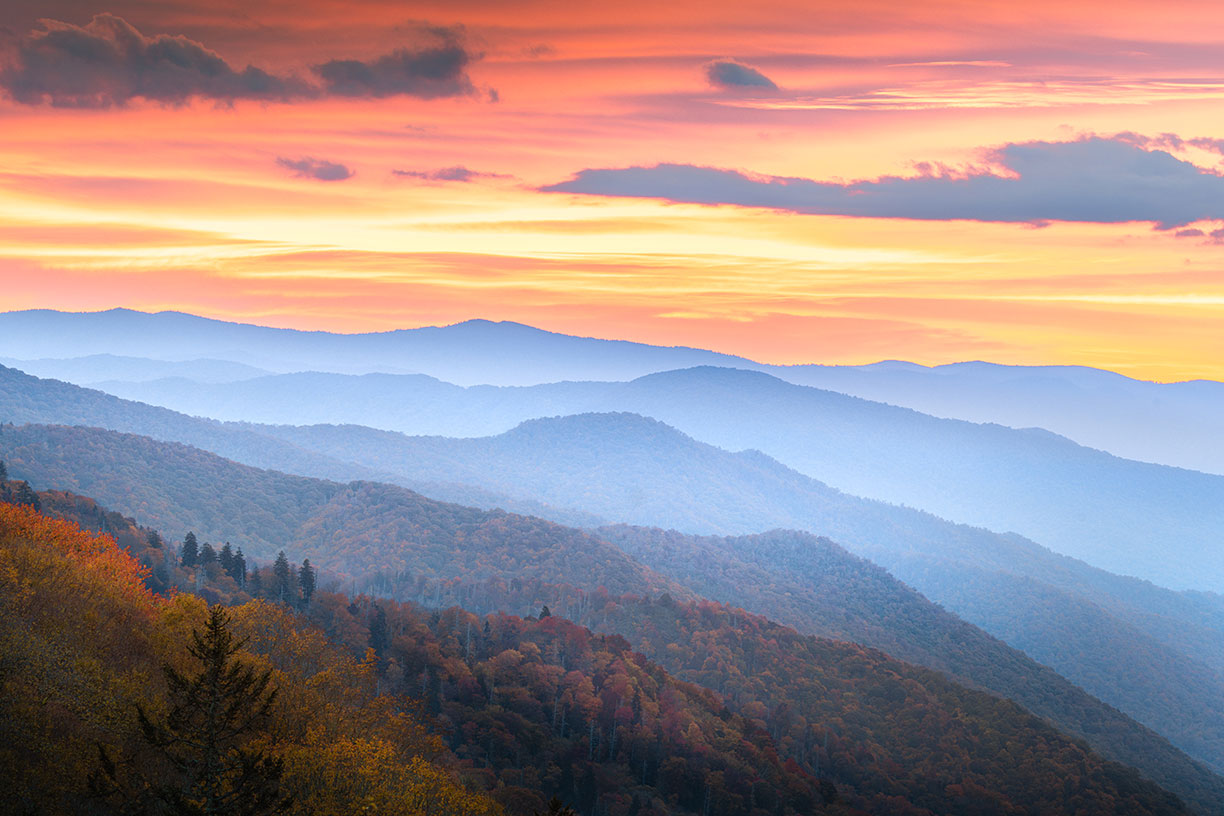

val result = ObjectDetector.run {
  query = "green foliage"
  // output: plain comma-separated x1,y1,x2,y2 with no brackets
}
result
95,605,291,816
182,532,199,568
298,560,315,607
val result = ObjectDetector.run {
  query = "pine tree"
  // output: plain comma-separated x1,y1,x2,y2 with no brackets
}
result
273,551,292,603
249,564,262,595
199,542,218,565
13,481,39,511
541,605,552,618
181,532,199,568
368,604,389,658
219,543,235,576
233,548,248,586
534,797,579,816
0,459,7,481
93,605,291,815
298,559,316,607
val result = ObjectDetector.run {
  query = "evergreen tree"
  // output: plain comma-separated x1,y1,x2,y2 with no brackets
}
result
273,551,292,603
540,605,552,618
146,529,163,550
249,564,262,595
13,481,40,511
233,548,248,586
534,797,579,816
93,606,290,815
219,543,235,576
0,459,7,481
199,542,218,565
298,559,316,607
368,604,389,658
181,532,199,568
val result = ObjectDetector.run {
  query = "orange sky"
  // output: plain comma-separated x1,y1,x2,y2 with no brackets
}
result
1,1,1224,380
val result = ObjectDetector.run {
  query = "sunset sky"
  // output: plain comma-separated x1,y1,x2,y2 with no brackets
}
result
2,1,1224,380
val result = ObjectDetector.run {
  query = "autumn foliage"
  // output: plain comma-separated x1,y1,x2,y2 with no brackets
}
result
0,501,499,816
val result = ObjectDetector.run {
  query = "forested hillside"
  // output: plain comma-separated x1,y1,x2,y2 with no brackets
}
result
4,433,1224,813
0,502,500,816
0,494,1200,816
0,424,678,599
253,411,1224,774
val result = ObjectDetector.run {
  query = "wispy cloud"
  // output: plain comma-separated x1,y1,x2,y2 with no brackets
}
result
392,166,510,182
543,137,1224,228
713,79,1224,111
276,157,354,182
886,60,1013,68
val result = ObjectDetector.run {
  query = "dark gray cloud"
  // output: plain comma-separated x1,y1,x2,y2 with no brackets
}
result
0,15,483,107
543,138,1224,228
0,13,307,107
392,166,509,182
704,60,778,90
277,157,354,182
313,27,476,99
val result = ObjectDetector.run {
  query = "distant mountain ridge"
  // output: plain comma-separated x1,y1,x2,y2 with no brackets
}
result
116,365,1224,592
0,308,756,385
0,354,270,384
4,307,1224,474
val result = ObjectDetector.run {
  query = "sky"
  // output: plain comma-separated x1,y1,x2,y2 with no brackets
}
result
1,1,1223,380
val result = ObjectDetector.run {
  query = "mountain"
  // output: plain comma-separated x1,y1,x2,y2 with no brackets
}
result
6,499,1200,816
4,424,1224,812
0,354,270,385
0,363,607,527
777,360,1224,476
9,361,1224,770
7,363,1224,775
0,501,502,816
94,371,603,435
0,308,759,386
0,424,678,600
9,309,1224,477
79,364,1224,591
254,412,1224,774
574,368,1224,592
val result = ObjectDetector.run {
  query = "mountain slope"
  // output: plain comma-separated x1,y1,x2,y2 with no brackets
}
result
11,308,1224,476
0,354,270,385
6,364,1224,776
5,498,1196,816
0,424,680,600
84,364,1224,591
777,360,1224,476
0,308,758,386
3,423,1224,813
254,412,1224,775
